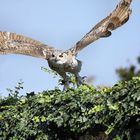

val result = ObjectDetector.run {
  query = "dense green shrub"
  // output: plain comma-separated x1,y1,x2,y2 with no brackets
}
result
0,77,140,140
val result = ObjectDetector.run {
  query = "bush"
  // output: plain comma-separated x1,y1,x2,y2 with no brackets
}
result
0,77,140,140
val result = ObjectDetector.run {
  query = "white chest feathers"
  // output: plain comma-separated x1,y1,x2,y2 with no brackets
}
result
47,51,82,73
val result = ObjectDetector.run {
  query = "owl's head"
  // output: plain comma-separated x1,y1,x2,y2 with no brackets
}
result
48,51,69,64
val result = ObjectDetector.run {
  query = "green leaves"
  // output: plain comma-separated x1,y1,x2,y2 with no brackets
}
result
0,77,140,139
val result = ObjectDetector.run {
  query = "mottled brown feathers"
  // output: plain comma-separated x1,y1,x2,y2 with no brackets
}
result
71,0,132,54
0,0,132,57
0,31,55,59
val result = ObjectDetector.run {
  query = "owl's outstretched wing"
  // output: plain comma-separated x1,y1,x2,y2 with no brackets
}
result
70,0,132,55
0,31,56,59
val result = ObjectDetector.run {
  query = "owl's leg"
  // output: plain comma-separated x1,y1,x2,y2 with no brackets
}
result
60,73,69,91
75,73,86,87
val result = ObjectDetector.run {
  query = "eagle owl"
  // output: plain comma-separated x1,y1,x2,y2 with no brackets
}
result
0,0,132,90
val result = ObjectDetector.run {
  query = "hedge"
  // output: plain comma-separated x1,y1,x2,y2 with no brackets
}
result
0,77,140,140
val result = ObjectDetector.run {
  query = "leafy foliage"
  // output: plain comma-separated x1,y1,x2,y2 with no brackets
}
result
0,77,140,140
116,55,140,81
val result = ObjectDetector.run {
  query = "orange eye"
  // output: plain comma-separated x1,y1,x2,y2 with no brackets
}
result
59,54,63,57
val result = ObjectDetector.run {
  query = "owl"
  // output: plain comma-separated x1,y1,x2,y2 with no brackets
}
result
0,0,132,90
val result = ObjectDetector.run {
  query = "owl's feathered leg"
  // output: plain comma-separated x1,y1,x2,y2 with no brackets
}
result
60,73,69,91
75,73,86,87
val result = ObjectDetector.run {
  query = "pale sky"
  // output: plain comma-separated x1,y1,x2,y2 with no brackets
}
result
0,0,139,96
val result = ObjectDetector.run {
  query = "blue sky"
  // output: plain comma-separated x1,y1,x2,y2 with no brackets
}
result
0,0,139,96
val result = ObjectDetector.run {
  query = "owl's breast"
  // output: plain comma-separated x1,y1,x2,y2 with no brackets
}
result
48,58,82,74
64,58,82,73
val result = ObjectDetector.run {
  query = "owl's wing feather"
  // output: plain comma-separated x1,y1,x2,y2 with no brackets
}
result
70,0,132,55
0,31,56,59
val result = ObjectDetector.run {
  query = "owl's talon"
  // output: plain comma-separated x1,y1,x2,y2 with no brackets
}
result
61,79,65,85
78,76,87,85
81,76,87,82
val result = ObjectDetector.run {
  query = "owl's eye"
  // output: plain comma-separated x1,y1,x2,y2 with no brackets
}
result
52,54,55,57
59,54,63,58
